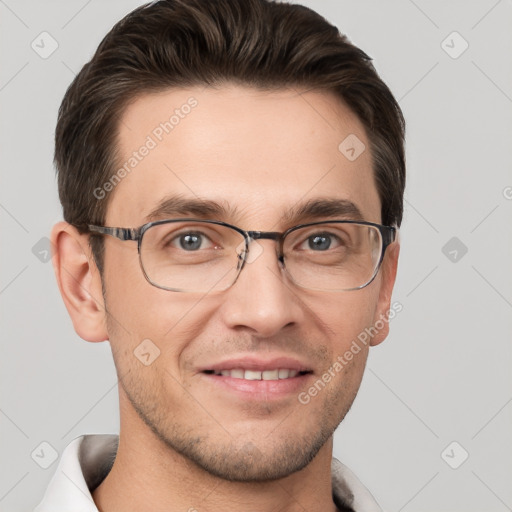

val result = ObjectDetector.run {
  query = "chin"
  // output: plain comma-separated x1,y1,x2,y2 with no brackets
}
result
175,435,329,482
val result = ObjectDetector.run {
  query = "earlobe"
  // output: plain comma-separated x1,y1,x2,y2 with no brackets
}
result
370,241,400,347
51,221,108,342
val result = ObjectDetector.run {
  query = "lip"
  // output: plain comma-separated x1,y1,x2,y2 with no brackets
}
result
197,355,312,373
197,355,313,400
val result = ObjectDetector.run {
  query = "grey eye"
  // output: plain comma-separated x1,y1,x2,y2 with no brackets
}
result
308,234,332,251
178,233,204,250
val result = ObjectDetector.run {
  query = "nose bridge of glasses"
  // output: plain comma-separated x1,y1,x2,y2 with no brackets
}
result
247,231,283,255
239,231,284,266
246,231,282,242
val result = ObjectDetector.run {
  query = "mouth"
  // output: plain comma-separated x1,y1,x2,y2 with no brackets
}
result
203,368,311,380
198,357,313,399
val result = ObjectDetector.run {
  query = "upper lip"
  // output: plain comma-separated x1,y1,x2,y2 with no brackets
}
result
198,355,313,373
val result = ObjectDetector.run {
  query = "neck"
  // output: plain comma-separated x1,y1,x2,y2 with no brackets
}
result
92,404,338,512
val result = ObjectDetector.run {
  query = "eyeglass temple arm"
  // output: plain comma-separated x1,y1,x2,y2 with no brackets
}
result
383,226,397,248
87,225,140,241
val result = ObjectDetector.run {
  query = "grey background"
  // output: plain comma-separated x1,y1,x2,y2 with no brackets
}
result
1,1,511,511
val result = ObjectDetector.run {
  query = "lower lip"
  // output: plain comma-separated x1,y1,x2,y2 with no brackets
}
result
200,373,311,399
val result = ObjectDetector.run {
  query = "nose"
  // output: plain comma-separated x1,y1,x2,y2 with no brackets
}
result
218,239,303,338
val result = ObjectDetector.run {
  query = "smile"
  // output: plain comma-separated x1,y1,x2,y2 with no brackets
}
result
203,368,310,380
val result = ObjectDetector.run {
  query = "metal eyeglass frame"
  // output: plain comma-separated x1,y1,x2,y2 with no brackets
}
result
84,218,396,292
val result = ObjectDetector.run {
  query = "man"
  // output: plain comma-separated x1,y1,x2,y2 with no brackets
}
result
36,0,405,510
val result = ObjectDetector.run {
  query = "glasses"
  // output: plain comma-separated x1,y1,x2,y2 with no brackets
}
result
86,219,396,293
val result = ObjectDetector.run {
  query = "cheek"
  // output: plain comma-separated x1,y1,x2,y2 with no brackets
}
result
102,251,221,375
102,243,191,333
307,287,380,348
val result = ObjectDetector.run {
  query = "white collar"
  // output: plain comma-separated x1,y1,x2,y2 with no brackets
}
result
34,434,382,512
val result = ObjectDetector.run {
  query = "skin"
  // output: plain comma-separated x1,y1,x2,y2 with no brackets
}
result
52,85,399,512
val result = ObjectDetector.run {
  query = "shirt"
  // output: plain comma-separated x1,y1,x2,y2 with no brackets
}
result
34,434,382,512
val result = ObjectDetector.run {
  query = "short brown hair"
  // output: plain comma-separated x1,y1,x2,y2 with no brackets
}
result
55,0,405,272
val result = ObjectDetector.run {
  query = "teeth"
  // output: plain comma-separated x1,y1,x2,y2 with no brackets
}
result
278,369,297,379
278,369,289,379
244,370,262,380
211,368,303,380
262,369,279,380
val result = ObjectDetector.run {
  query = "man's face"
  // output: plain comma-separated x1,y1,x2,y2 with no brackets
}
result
99,85,397,481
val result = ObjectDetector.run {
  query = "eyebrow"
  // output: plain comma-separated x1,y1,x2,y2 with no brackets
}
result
144,194,365,225
144,195,241,222
283,197,365,224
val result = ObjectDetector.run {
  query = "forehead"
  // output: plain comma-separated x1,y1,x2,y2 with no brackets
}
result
107,85,380,228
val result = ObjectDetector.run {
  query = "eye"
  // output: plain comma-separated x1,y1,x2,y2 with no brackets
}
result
171,232,213,251
299,232,343,251
308,234,332,251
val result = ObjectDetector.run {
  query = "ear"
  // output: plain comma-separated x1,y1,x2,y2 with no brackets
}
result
369,241,400,347
51,221,108,342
